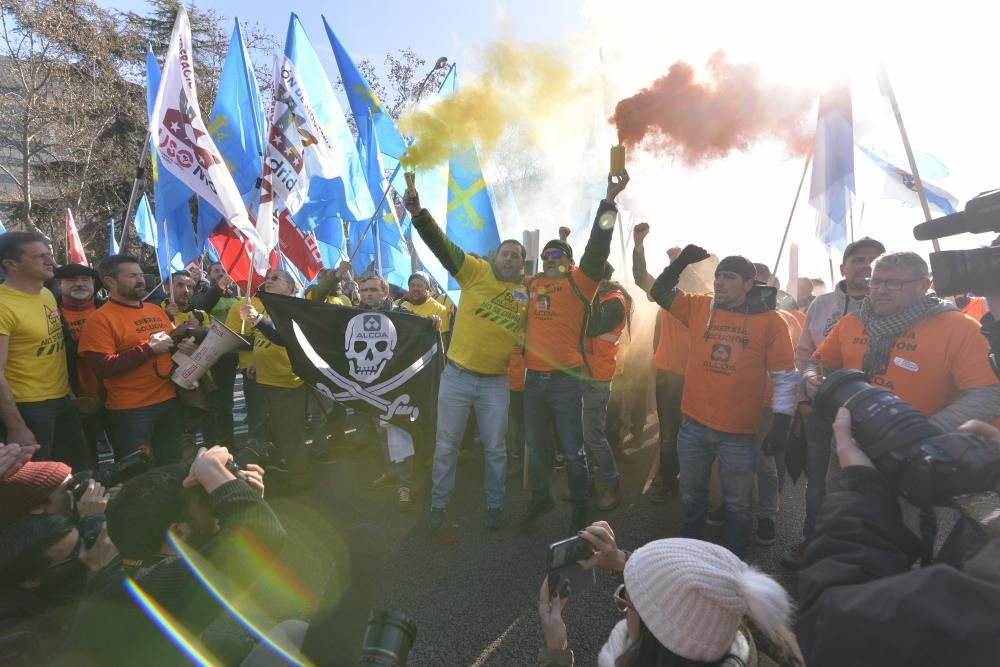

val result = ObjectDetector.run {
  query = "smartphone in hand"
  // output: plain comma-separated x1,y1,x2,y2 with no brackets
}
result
547,536,596,599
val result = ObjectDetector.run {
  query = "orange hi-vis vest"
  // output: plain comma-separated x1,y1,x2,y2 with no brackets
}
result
585,290,627,382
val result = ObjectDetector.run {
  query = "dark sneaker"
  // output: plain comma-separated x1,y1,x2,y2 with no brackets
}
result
430,507,445,530
485,507,504,530
570,503,588,534
755,517,776,546
781,540,808,569
707,507,727,527
397,486,413,512
367,473,395,489
517,497,556,527
597,486,621,512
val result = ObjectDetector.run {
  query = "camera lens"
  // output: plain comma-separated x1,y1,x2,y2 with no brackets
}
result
355,610,416,666
815,369,940,472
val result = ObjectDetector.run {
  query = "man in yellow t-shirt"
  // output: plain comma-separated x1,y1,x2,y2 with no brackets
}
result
398,271,450,334
404,187,527,530
240,270,310,481
0,232,86,468
305,262,353,307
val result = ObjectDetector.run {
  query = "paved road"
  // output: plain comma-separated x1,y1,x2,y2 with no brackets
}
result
255,417,808,666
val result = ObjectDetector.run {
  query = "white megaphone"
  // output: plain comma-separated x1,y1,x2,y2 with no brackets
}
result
171,317,249,390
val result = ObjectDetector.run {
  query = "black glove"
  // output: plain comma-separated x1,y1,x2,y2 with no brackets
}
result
675,244,710,267
761,412,792,456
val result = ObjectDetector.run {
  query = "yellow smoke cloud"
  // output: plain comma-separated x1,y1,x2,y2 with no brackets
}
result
398,41,587,170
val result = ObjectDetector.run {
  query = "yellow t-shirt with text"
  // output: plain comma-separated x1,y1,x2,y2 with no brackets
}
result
0,286,69,402
447,256,525,375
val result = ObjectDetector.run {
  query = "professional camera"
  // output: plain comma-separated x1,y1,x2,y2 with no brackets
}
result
913,191,1000,296
70,449,151,502
814,369,1000,506
232,438,278,469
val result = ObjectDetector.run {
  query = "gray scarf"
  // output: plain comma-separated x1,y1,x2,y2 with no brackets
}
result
858,294,955,376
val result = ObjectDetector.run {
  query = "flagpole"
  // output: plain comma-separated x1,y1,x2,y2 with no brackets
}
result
348,165,401,263
65,210,70,264
347,58,449,265
877,63,941,253
120,132,151,250
772,149,813,277
163,215,175,305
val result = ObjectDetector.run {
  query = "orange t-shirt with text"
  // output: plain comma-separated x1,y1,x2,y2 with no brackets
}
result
524,268,600,372
814,310,998,417
78,301,175,410
670,292,794,434
61,303,102,399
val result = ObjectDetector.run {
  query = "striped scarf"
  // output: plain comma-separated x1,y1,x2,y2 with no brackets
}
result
858,294,955,376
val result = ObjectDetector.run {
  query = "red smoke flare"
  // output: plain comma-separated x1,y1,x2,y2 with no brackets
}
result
611,51,815,165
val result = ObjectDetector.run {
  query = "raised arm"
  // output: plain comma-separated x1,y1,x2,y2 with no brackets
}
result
403,189,467,276
579,171,630,282
631,222,655,293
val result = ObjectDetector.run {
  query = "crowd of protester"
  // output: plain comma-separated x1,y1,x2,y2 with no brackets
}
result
1,170,999,665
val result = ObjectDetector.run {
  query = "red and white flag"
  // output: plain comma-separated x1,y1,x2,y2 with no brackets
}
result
148,8,265,264
65,209,88,266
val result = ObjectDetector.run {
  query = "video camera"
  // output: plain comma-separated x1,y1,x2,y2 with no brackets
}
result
815,369,1000,506
913,190,1000,296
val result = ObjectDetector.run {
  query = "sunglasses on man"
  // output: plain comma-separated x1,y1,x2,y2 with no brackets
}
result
541,249,568,260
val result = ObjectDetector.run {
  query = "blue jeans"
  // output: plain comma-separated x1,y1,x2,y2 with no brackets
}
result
12,395,88,470
582,381,619,486
108,398,182,465
677,417,757,559
804,411,833,540
381,424,413,484
524,370,589,504
431,363,509,510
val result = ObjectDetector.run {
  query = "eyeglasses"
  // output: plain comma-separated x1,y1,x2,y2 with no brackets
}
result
869,277,924,291
613,583,629,612
541,250,567,260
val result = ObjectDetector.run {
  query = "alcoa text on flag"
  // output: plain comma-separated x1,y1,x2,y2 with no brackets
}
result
148,7,265,258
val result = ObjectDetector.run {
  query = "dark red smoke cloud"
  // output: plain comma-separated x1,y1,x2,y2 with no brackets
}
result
611,51,815,165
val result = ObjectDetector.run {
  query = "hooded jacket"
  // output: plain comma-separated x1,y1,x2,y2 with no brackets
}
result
794,280,865,372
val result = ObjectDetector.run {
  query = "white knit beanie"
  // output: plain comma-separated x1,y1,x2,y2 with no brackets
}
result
623,538,792,662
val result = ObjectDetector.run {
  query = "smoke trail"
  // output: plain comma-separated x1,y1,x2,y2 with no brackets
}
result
610,51,815,165
398,41,588,169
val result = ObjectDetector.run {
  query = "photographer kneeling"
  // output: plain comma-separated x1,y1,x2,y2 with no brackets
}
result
536,522,803,666
797,408,1000,666
72,446,282,666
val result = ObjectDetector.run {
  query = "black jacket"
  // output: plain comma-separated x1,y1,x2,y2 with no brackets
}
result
797,466,1000,667
71,480,286,666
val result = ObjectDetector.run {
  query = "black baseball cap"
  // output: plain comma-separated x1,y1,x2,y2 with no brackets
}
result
542,240,573,261
53,263,100,281
842,237,885,263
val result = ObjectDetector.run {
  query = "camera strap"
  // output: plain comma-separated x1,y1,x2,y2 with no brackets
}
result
918,457,938,567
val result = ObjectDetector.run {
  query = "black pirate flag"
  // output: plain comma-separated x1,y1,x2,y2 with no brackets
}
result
259,293,442,428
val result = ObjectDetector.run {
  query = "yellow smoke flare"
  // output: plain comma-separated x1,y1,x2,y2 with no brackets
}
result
398,41,586,170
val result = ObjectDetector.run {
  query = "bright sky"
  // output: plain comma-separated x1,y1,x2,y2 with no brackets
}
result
107,0,1000,287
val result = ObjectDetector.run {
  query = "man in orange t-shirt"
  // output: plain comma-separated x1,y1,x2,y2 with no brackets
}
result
807,252,1000,431
650,249,798,559
55,263,105,461
79,256,194,464
517,170,629,533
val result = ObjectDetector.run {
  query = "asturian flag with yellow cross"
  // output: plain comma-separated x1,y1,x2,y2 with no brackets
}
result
445,67,502,291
